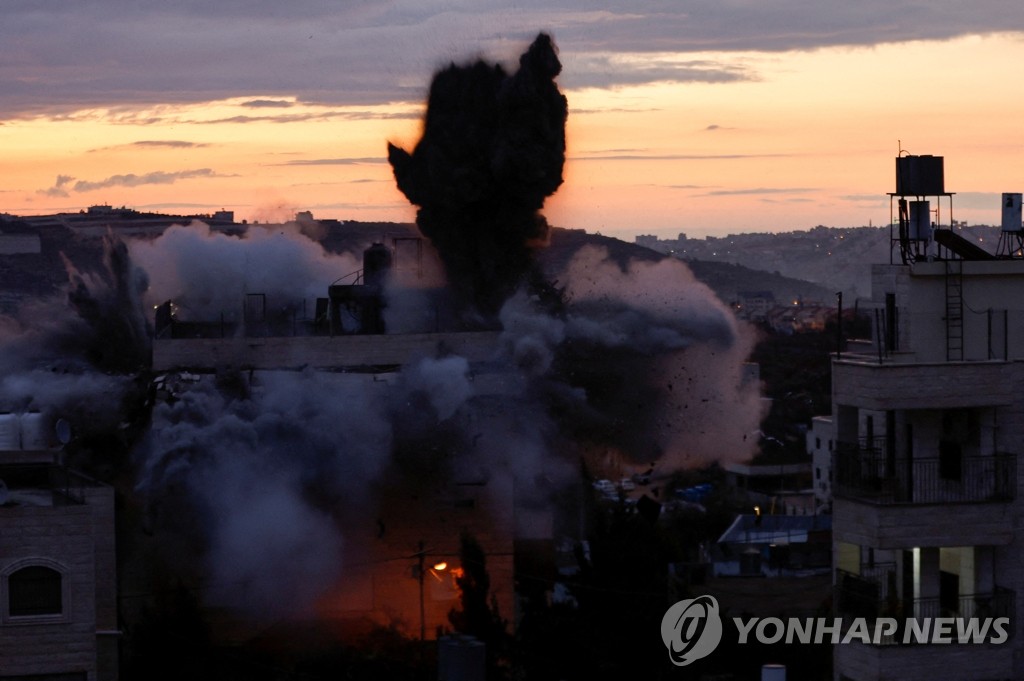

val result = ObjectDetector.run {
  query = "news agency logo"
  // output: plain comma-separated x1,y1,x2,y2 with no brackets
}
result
660,595,724,666
661,594,1011,666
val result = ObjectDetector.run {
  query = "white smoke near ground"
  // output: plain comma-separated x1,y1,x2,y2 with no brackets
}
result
128,221,360,321
399,355,474,421
137,369,394,619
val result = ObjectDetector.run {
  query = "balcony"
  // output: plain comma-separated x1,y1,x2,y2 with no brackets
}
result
836,568,1014,646
832,359,1013,411
834,444,1016,505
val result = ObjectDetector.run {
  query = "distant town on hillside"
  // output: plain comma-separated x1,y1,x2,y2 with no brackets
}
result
635,223,1006,301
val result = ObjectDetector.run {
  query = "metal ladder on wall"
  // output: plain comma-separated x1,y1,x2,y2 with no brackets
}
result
945,260,964,361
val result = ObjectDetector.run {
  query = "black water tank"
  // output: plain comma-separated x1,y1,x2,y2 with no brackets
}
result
895,155,944,196
363,243,392,287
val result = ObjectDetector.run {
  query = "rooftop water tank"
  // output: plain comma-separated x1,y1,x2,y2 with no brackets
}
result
20,412,49,451
908,201,931,241
362,243,392,288
896,155,945,195
0,414,18,450
1001,193,1022,233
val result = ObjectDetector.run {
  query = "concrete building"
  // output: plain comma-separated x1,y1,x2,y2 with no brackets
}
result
716,513,831,577
0,413,118,681
807,415,833,509
736,290,775,322
831,158,1024,680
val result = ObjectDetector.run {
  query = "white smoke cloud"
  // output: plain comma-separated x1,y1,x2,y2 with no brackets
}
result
128,221,360,321
495,244,764,469
561,244,738,350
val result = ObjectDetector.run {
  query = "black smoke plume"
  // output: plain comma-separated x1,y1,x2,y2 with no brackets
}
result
388,33,568,318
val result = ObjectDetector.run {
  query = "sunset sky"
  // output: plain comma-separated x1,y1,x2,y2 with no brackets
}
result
3,1,1024,240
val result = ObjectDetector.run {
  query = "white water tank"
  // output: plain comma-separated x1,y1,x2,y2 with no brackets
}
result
908,201,931,241
1002,193,1022,233
19,412,49,451
0,414,18,450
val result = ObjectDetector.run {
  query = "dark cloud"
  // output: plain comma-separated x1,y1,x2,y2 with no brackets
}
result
196,110,419,125
562,55,755,89
89,140,209,152
841,193,891,203
39,174,75,198
240,99,295,108
274,157,386,166
131,140,208,149
38,169,228,195
700,186,817,196
2,2,1022,118
572,153,793,161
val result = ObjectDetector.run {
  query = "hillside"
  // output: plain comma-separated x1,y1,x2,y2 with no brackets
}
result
641,224,1008,299
0,215,831,317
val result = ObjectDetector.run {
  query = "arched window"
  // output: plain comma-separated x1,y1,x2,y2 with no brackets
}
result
8,565,62,617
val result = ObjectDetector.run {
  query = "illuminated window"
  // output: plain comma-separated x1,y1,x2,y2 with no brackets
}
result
8,565,62,617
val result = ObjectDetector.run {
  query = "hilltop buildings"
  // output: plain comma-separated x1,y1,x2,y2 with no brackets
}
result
830,158,1024,680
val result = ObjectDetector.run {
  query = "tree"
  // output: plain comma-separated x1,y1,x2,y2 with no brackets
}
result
448,532,509,676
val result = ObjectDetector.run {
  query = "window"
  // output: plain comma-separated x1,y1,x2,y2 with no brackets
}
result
939,412,964,481
8,565,62,617
939,439,963,481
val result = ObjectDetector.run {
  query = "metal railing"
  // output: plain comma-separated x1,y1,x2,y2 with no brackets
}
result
833,444,1016,504
835,569,1014,645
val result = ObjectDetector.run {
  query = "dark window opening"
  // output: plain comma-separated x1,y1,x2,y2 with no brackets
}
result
939,439,963,481
939,411,965,481
8,566,62,617
940,570,960,615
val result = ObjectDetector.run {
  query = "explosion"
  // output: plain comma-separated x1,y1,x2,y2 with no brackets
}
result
388,33,568,318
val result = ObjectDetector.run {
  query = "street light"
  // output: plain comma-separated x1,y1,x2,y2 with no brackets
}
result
413,542,450,641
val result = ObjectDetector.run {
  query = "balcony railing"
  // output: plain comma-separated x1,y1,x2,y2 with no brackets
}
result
834,444,1016,504
836,569,1014,645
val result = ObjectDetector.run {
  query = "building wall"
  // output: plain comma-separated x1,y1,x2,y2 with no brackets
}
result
153,331,501,371
832,498,1014,550
835,258,1024,681
835,640,1014,681
808,416,833,507
0,483,117,681
870,261,1024,364
832,359,1014,412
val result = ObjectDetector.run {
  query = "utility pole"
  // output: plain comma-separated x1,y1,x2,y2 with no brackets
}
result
417,540,426,641
836,291,843,360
